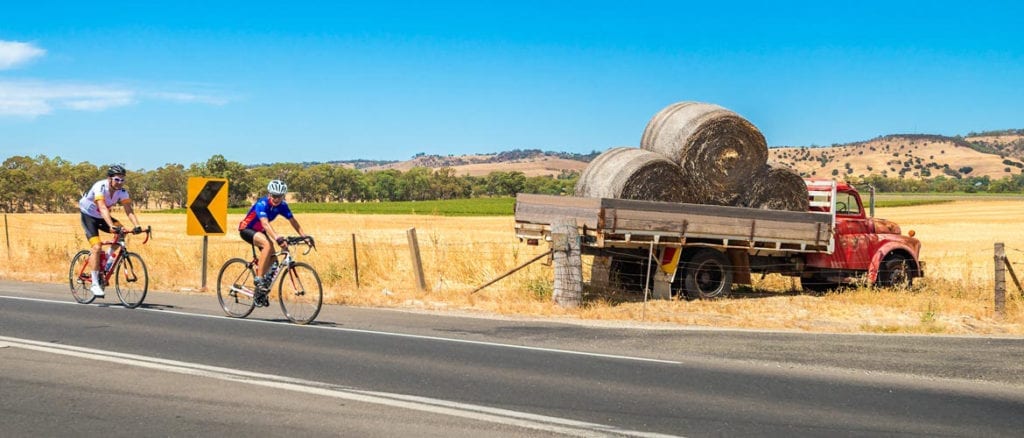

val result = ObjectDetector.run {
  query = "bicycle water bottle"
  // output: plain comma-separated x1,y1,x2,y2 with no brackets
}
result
104,247,115,271
268,261,279,279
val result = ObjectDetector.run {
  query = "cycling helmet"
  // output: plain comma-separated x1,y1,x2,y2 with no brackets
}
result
267,179,288,195
107,164,126,176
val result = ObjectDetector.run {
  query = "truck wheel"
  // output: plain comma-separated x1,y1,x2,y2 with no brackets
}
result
877,254,914,288
683,249,733,299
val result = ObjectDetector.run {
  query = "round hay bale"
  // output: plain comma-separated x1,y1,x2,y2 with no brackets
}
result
739,164,809,211
640,102,768,205
574,147,696,203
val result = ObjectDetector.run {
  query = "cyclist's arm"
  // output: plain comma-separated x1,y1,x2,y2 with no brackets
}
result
122,199,141,228
260,217,283,245
287,217,306,238
95,195,116,229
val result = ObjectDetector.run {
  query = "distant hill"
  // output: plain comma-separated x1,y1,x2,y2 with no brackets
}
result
336,149,600,177
770,132,1024,180
322,132,1024,180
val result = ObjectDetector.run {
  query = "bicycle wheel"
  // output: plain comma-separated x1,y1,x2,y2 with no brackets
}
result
278,262,322,325
114,252,149,308
68,250,96,304
217,258,256,318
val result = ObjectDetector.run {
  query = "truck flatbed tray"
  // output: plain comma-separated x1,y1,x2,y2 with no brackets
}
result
514,194,833,252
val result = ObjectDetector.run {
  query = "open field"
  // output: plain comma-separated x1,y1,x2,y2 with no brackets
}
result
2,198,1023,335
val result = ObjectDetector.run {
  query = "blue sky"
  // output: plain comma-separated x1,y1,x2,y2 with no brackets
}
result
2,1,1022,171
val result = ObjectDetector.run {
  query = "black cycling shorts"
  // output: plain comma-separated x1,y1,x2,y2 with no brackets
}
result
80,213,122,242
240,228,268,245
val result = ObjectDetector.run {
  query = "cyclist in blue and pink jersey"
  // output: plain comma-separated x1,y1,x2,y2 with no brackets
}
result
78,164,144,297
238,179,309,298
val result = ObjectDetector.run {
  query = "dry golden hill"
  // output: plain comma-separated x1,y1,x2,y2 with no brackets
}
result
770,135,1024,180
365,152,591,177
349,133,1024,181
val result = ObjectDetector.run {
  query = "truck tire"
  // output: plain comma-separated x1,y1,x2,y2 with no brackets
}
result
877,254,914,288
683,249,733,299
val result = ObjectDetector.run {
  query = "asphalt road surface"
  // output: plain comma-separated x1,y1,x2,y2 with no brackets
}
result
2,280,1023,437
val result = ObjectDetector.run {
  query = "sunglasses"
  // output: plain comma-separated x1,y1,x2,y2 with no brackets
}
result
270,194,284,200
112,177,125,183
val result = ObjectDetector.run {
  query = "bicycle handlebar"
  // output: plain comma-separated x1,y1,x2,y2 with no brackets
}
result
281,235,316,255
111,225,153,245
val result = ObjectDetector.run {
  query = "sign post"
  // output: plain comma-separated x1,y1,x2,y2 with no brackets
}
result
187,177,228,290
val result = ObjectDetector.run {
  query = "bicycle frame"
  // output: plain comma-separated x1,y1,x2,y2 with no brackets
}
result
243,237,314,294
74,227,151,286
218,235,321,324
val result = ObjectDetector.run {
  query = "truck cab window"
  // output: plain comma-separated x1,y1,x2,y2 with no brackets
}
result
835,192,861,215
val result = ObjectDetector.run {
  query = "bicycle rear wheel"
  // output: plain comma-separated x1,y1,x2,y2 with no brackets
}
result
278,262,322,325
217,258,256,318
115,252,149,308
68,250,96,304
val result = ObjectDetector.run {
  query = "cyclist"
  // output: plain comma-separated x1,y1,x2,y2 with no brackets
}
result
238,179,310,305
78,164,144,297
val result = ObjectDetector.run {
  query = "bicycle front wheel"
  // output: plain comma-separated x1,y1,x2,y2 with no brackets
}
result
68,250,96,304
115,252,149,308
217,258,256,318
278,262,322,325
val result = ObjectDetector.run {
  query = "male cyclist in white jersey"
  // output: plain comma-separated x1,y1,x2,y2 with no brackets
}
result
78,165,144,297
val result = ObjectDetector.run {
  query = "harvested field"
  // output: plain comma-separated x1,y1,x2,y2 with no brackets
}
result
2,198,1022,335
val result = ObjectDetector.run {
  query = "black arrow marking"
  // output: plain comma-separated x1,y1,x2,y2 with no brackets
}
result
190,180,225,233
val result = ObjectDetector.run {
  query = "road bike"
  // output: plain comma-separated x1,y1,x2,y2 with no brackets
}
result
216,236,323,325
68,226,153,308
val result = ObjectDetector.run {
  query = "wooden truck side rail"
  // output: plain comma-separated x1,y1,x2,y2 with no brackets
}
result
515,193,834,253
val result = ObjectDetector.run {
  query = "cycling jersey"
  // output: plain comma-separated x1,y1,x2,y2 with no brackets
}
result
238,197,294,231
79,179,130,218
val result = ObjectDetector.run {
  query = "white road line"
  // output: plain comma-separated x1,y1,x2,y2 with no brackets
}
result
0,336,681,438
0,295,681,365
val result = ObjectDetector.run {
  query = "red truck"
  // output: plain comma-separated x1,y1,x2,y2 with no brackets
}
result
514,178,924,298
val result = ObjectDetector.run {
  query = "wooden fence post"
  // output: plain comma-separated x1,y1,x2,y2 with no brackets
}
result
352,233,360,288
551,219,581,308
4,214,9,259
407,228,427,291
995,242,1006,318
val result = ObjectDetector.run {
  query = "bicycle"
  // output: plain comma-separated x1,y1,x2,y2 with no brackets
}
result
68,226,153,308
216,236,323,325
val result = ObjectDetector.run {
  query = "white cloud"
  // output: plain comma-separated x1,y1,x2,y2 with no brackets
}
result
0,80,230,117
0,40,228,117
0,40,46,70
0,81,136,116
145,91,228,106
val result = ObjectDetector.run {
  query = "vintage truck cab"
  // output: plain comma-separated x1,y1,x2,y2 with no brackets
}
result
800,179,924,292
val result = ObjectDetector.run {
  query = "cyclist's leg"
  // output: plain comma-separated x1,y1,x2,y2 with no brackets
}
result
81,213,105,295
252,231,273,279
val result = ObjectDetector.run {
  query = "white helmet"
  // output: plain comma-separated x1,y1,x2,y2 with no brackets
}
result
267,179,288,196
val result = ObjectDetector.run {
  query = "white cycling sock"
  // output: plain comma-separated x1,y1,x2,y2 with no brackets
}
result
91,271,99,285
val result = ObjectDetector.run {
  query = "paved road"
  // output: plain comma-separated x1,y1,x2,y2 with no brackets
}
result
2,280,1023,437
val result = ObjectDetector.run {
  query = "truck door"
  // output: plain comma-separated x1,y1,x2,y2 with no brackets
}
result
824,190,874,270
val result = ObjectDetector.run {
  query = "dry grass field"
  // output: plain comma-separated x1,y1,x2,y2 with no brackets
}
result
3,198,1023,335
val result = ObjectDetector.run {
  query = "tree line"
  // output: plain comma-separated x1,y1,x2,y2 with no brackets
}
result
3,153,1022,214
0,154,578,213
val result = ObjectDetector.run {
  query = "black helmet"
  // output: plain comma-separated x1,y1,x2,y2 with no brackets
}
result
107,165,126,176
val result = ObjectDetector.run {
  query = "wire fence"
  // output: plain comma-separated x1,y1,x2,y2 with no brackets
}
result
2,213,1022,324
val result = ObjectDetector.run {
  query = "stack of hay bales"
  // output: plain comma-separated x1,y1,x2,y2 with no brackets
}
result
575,101,807,211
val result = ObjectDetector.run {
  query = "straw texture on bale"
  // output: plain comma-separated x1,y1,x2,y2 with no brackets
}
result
575,147,695,203
640,102,768,205
738,164,809,211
